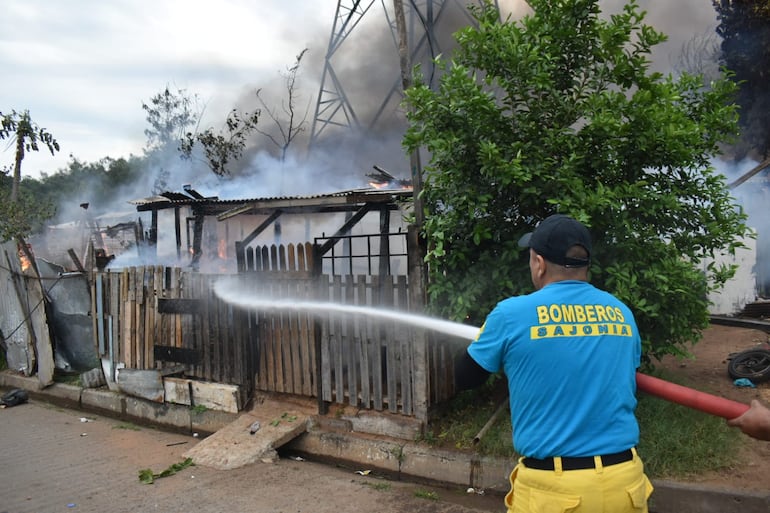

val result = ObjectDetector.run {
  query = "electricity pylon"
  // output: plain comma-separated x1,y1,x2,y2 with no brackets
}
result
309,0,499,148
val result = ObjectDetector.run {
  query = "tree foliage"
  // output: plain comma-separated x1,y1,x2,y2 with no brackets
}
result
142,86,202,193
33,156,144,212
0,109,59,201
713,0,770,159
403,0,749,362
0,109,59,241
0,169,54,241
181,106,260,177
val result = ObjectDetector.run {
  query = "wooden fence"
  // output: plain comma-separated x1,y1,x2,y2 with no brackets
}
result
92,267,257,399
92,243,460,417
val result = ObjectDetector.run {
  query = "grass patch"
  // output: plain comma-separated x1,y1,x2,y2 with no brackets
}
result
424,378,514,457
424,372,744,480
362,481,392,492
636,372,743,479
53,370,81,386
190,404,208,414
414,489,439,501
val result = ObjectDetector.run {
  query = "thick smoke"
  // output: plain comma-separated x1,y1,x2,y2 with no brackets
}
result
39,0,767,289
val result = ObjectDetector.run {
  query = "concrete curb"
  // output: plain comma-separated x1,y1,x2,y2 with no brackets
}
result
3,371,769,513
1,371,237,435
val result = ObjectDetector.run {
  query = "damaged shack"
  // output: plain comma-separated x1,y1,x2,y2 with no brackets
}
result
1,185,464,431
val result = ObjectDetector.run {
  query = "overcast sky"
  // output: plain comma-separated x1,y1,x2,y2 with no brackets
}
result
1,0,339,179
1,0,724,182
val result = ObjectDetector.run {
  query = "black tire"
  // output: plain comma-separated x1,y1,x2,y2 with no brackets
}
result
728,349,770,383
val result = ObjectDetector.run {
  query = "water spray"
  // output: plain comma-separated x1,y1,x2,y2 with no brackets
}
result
214,278,749,420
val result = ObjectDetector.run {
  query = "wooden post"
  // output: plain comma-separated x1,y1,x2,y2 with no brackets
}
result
407,224,429,424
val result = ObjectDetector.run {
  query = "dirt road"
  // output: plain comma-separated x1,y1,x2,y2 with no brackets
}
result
0,399,500,513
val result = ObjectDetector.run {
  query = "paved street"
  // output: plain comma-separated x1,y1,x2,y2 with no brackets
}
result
0,398,501,513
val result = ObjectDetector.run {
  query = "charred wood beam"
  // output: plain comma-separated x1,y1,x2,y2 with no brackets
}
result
67,248,85,273
150,210,158,244
318,204,374,256
379,205,390,278
190,211,205,270
241,210,283,247
728,157,770,189
175,207,182,260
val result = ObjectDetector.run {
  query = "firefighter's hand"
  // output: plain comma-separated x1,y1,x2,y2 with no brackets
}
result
727,400,770,441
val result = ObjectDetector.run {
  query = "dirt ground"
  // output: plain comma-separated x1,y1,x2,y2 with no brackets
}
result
655,323,770,492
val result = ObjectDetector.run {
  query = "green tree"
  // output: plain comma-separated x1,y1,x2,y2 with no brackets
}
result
403,0,749,362
142,86,202,192
0,169,54,241
713,0,770,159
181,106,260,177
34,156,144,213
0,110,59,203
0,110,59,240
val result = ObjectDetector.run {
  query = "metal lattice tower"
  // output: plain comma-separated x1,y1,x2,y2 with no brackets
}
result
309,0,499,148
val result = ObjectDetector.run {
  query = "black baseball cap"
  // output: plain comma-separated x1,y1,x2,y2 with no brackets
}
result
518,214,592,267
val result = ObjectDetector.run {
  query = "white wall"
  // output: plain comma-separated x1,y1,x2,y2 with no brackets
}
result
704,233,758,316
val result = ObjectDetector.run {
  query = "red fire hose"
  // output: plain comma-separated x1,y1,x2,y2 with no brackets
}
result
635,372,749,419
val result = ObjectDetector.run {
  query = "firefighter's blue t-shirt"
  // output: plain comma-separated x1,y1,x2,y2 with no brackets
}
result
468,280,641,459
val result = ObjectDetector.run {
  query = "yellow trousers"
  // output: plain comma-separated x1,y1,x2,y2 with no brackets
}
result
504,450,653,513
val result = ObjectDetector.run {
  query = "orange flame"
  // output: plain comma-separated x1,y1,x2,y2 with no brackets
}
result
17,243,32,272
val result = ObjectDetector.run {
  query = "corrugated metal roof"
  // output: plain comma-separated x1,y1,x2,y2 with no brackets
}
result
129,187,413,212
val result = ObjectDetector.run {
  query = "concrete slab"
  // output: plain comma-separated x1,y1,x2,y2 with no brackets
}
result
184,395,316,470
164,376,242,413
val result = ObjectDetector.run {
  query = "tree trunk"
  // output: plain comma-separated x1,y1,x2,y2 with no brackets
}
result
10,134,24,203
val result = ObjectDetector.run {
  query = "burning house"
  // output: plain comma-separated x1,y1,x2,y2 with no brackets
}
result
127,185,414,275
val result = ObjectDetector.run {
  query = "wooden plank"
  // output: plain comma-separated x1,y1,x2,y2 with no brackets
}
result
24,270,55,386
153,266,163,369
223,293,234,384
330,275,344,403
357,275,371,409
94,274,105,355
173,268,182,348
319,276,333,402
287,244,297,272
279,244,287,271
122,268,132,367
371,275,383,411
381,275,398,413
260,246,269,271
110,272,120,366
289,278,302,394
245,246,254,271
274,278,287,393
232,281,246,388
397,275,412,415
67,248,86,272
130,267,140,369
257,303,268,390
298,277,313,396
211,279,223,383
145,268,155,369
136,267,146,369
199,273,210,379
344,274,358,406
